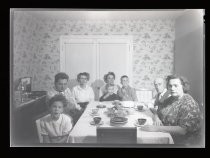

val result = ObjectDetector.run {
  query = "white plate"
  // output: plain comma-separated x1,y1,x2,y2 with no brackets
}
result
90,120,104,126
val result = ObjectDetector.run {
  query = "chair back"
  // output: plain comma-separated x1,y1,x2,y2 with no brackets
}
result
97,127,137,144
136,89,154,108
35,114,50,143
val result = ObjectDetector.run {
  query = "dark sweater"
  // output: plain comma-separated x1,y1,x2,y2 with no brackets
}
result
99,93,121,102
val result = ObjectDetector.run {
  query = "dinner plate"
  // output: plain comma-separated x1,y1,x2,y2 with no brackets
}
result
110,121,127,126
110,120,128,124
90,120,104,126
110,117,128,125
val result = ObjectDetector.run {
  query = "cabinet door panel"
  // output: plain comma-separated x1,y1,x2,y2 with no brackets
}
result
98,40,131,86
63,41,97,90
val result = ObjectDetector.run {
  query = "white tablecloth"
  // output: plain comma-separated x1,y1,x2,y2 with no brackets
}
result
68,101,174,144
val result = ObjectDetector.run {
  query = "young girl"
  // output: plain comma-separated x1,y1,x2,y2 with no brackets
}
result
40,94,73,143
99,84,121,102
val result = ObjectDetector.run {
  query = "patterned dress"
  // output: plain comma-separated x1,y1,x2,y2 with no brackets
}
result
157,93,202,144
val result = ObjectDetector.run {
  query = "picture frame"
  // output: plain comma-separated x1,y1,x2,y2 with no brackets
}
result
20,77,32,92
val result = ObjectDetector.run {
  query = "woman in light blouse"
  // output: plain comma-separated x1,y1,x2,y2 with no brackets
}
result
99,72,120,98
141,74,202,145
72,72,95,110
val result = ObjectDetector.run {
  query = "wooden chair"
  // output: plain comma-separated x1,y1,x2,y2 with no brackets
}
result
136,89,154,108
35,114,50,143
96,127,137,144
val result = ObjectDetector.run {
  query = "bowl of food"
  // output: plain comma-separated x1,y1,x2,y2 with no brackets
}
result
110,116,128,124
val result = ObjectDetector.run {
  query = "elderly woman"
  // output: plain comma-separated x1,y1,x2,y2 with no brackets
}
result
141,74,202,145
99,72,120,98
72,72,95,110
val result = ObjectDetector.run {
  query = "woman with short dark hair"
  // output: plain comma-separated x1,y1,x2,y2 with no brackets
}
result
99,72,120,98
141,74,202,145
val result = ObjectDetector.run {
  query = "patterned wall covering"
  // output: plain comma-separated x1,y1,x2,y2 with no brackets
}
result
13,13,175,92
13,12,40,90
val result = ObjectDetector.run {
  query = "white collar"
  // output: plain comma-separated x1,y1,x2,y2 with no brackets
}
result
160,88,167,96
77,85,88,90
53,87,69,93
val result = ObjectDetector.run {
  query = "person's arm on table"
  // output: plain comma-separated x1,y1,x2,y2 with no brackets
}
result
152,113,163,126
141,125,187,135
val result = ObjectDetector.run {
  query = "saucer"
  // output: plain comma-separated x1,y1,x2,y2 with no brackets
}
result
90,121,104,126
134,107,146,112
96,105,106,108
89,112,99,116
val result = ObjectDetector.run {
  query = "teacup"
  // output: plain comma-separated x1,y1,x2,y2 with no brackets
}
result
92,108,99,114
93,117,101,124
137,105,144,111
138,118,146,125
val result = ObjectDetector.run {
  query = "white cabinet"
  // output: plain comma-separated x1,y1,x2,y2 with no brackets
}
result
60,36,133,100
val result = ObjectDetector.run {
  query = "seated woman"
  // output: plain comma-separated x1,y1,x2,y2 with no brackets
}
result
100,84,121,102
40,94,73,143
141,74,202,145
72,72,95,110
117,75,138,101
99,72,120,98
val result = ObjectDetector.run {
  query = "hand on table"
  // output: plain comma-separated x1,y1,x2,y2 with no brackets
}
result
140,125,160,132
153,117,163,126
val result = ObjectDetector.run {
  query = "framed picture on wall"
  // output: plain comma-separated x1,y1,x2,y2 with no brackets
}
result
20,77,32,92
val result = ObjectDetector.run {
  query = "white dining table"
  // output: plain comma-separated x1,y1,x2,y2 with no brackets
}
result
67,101,174,144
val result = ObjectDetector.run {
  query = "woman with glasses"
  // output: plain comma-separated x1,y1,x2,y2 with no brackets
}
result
72,72,95,111
99,72,120,98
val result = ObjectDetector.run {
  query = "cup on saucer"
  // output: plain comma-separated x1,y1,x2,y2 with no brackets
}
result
93,116,101,124
137,118,147,125
137,105,144,111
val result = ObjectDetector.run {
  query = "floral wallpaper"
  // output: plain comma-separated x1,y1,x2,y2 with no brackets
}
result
13,12,40,90
13,12,175,92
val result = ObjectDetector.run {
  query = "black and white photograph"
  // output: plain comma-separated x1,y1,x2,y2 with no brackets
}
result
10,9,205,147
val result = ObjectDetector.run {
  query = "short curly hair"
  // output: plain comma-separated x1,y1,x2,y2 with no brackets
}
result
54,72,69,83
77,72,90,81
166,74,190,93
48,94,68,108
104,72,116,83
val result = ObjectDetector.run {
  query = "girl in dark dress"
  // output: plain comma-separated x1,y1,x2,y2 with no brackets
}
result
100,84,121,102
